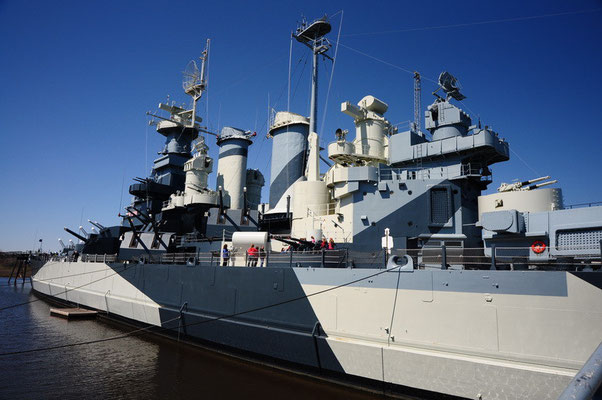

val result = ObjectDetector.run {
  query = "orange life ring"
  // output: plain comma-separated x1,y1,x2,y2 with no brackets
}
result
531,241,546,254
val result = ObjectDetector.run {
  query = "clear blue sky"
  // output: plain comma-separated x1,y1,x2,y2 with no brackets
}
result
1,0,601,251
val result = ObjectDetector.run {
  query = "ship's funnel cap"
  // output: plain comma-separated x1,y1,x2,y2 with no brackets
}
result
216,126,255,145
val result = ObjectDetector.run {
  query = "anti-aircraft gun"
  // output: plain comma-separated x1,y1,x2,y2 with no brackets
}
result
479,172,602,267
497,176,558,192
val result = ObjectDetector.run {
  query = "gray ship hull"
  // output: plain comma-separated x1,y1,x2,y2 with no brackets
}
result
32,260,602,399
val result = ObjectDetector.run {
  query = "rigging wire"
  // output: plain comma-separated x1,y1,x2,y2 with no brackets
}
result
0,262,402,357
212,55,287,98
510,147,541,177
291,53,309,104
343,8,601,37
338,43,438,84
319,10,343,147
287,36,293,111
145,123,149,175
457,100,480,123
205,39,211,132
118,171,125,217
329,9,343,18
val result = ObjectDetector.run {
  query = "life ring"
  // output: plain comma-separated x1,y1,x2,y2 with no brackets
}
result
531,241,546,254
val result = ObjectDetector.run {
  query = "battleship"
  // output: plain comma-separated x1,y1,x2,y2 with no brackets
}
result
31,15,602,400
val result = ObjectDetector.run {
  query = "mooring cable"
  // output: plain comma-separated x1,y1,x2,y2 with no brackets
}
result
0,263,403,356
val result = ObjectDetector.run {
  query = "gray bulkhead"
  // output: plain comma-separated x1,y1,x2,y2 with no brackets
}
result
337,102,509,251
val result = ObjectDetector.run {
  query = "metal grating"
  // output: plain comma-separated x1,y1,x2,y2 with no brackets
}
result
556,228,602,250
430,188,449,224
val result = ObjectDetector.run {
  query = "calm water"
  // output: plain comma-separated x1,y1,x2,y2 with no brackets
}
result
0,278,386,400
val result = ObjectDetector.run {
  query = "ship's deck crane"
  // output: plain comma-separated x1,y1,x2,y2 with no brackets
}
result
412,71,421,134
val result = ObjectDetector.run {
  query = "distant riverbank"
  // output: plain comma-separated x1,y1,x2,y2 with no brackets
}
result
0,253,31,277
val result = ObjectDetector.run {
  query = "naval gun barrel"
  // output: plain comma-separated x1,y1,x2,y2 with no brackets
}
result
526,180,558,190
520,176,551,186
88,220,106,230
498,176,553,192
64,227,88,243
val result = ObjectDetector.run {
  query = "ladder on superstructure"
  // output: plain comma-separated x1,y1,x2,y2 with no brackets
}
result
413,72,423,179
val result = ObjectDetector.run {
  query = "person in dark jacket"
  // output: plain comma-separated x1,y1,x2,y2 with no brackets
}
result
222,244,230,266
259,246,266,267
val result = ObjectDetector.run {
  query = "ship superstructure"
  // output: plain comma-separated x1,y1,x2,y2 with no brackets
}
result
30,15,602,400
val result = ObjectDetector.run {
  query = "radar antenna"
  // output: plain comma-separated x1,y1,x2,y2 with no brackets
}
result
183,61,202,95
146,40,210,130
183,39,210,128
433,71,466,101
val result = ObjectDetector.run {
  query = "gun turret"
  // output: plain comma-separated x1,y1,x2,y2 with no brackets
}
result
497,176,554,192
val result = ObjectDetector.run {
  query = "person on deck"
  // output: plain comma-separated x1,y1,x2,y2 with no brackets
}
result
247,244,258,267
259,246,266,267
328,238,335,250
222,244,230,266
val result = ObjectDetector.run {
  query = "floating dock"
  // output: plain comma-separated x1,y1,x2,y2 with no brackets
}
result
50,307,97,319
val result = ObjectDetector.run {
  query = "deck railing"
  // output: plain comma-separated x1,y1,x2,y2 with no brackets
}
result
378,163,491,182
75,244,601,271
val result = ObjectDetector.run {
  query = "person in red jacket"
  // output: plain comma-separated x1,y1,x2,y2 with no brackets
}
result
247,244,258,267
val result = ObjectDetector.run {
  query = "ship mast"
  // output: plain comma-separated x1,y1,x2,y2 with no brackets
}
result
293,16,332,135
185,39,210,129
146,39,211,132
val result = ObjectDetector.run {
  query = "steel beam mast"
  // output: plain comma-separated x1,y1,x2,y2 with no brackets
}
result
293,16,332,135
413,71,421,133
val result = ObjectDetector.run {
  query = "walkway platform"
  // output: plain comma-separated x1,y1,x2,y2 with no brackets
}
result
50,307,98,319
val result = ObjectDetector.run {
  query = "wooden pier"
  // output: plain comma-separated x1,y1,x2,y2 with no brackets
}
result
50,307,98,319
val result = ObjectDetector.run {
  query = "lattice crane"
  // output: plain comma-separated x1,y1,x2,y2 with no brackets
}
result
412,71,421,134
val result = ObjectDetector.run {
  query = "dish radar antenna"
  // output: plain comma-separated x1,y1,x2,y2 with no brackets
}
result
182,39,210,128
146,40,211,131
433,71,466,101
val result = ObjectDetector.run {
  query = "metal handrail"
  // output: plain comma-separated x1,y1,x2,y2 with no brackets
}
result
306,202,337,216
378,163,489,182
565,201,602,209
558,341,602,400
81,254,118,263
72,245,601,270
